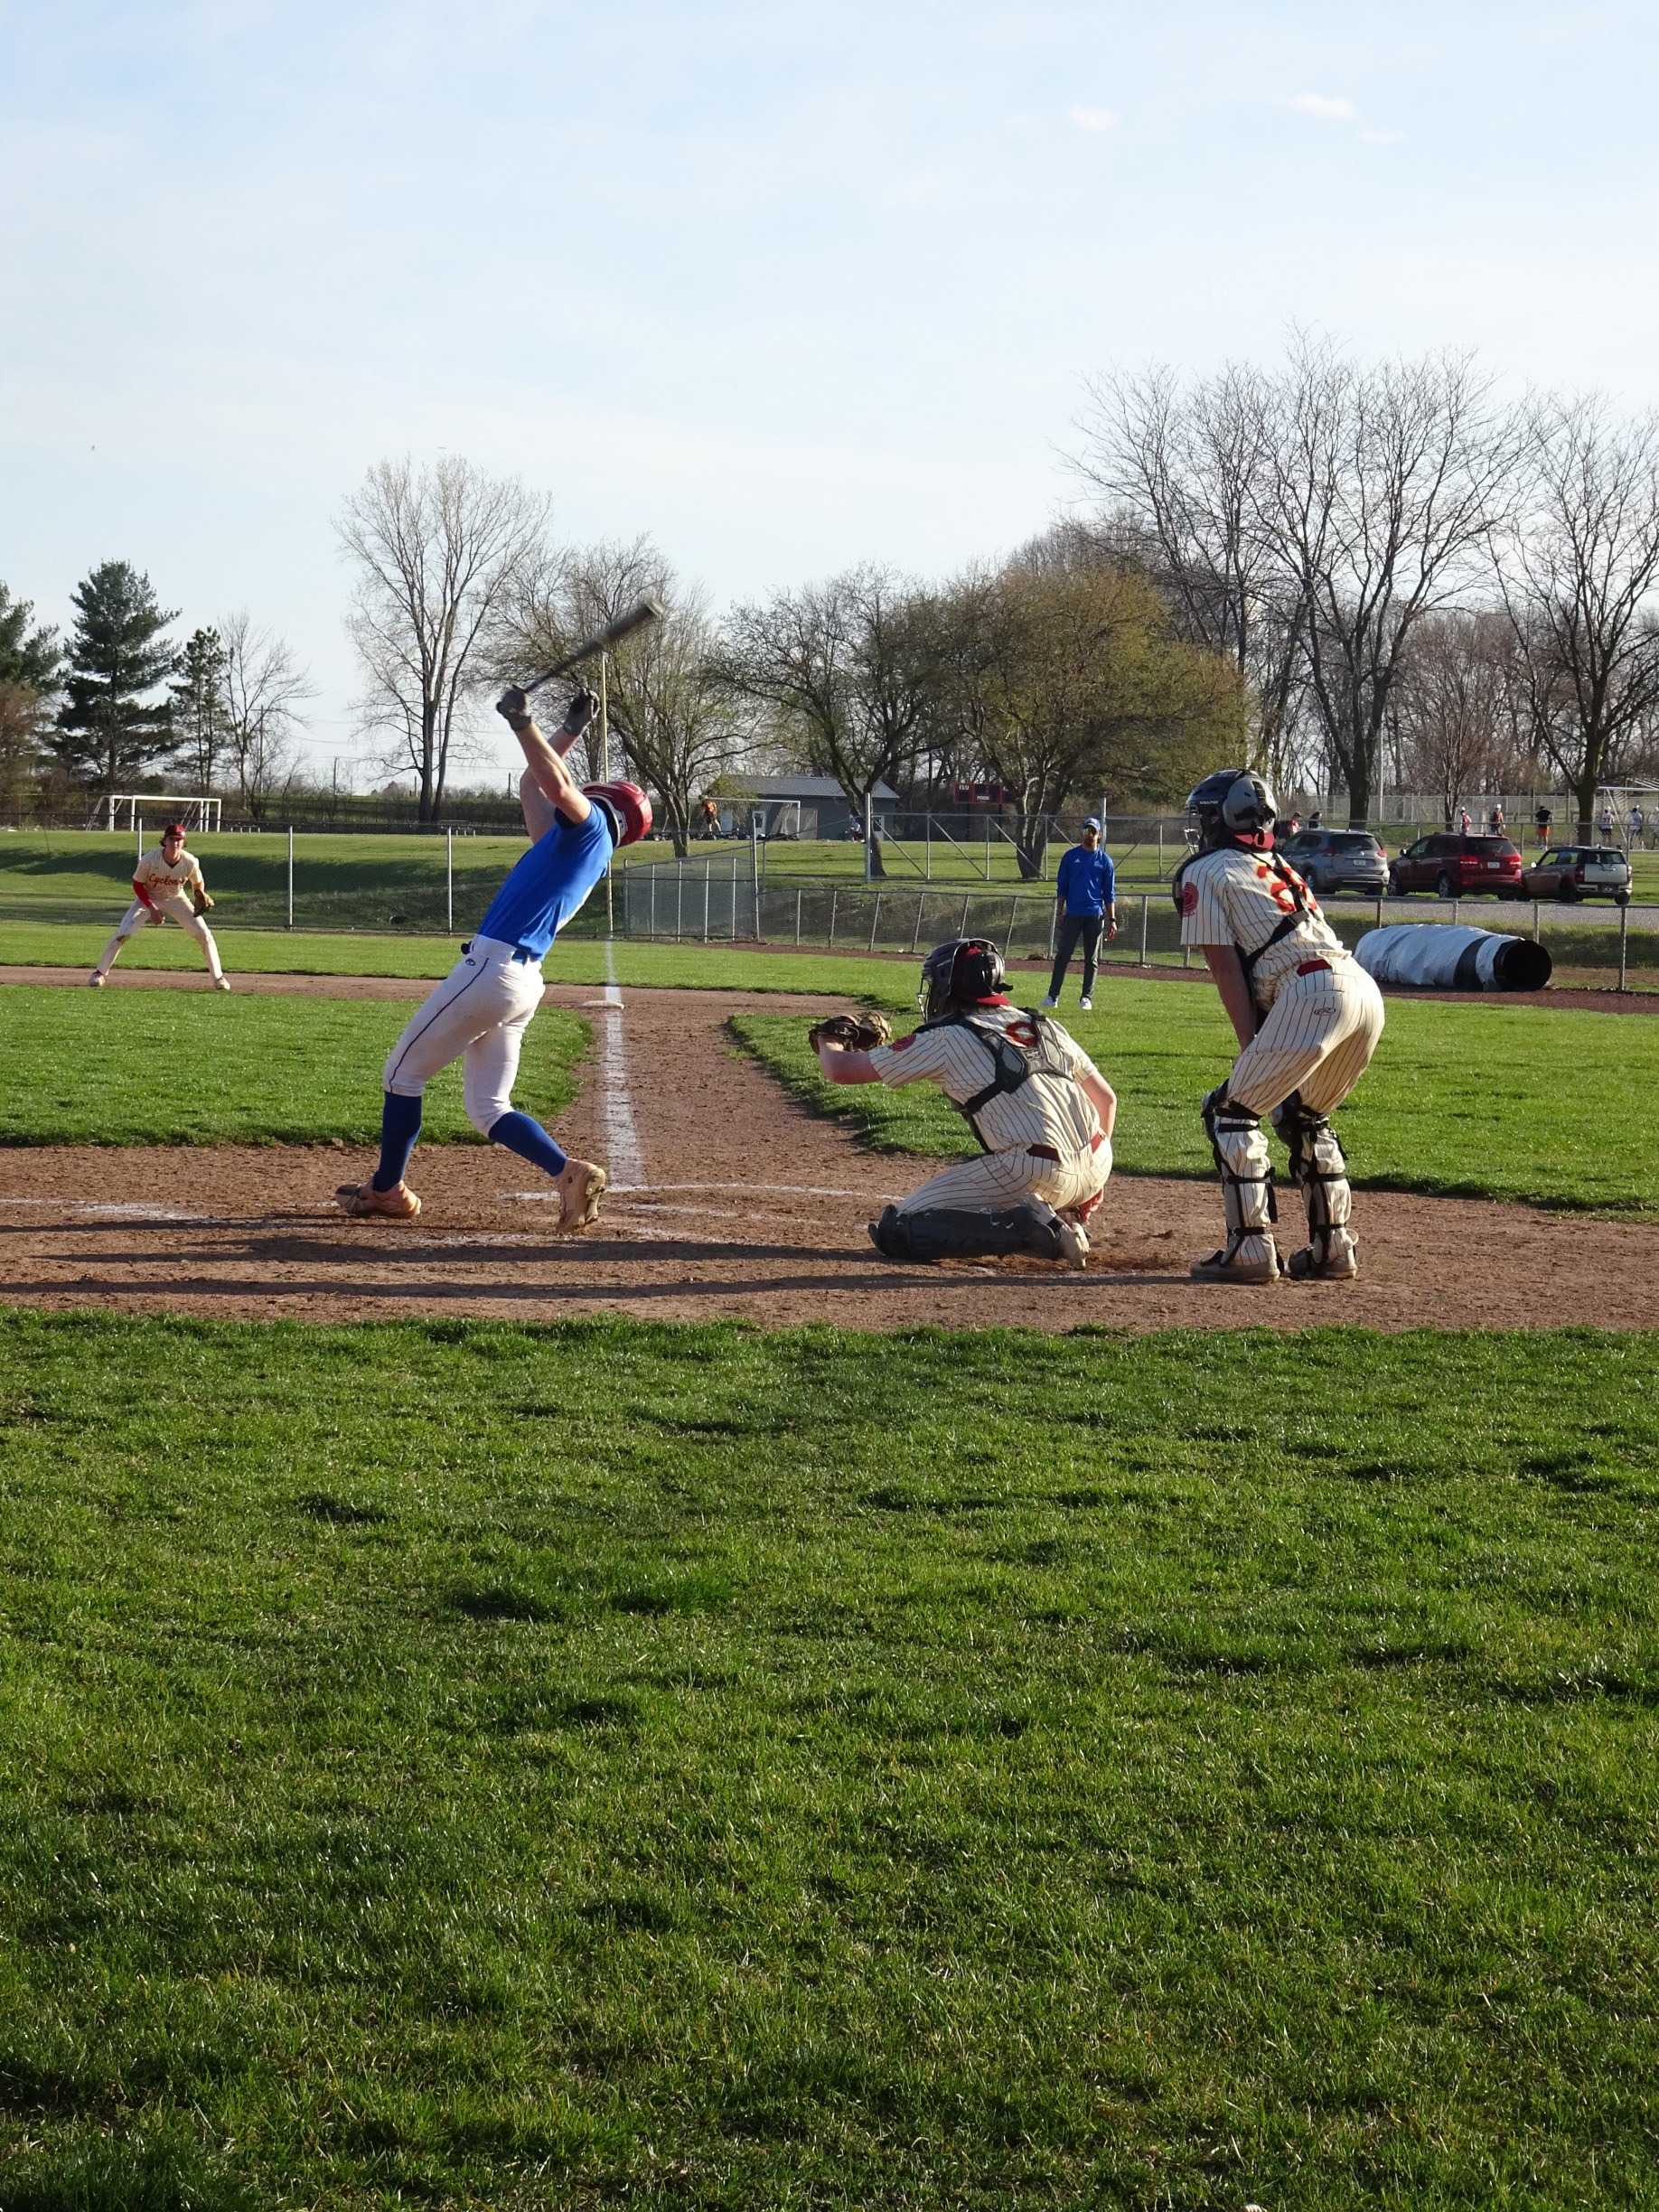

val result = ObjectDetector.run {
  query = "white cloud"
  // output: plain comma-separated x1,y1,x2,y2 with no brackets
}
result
1283,92,1359,123
1067,105,1120,132
1359,127,1404,146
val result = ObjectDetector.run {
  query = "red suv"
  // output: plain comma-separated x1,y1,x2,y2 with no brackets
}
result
1387,832,1525,899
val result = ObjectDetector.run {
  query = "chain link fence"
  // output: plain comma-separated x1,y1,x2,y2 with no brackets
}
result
615,854,1659,993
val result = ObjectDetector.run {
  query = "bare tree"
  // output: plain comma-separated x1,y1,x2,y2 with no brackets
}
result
492,539,755,855
1075,361,1308,783
1391,612,1528,825
340,456,549,821
714,567,943,874
1252,336,1521,824
1494,395,1659,838
222,611,314,823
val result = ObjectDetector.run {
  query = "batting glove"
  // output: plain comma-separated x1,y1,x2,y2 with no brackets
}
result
561,686,600,737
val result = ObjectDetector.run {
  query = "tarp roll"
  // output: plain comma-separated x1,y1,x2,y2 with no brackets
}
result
1354,923,1552,991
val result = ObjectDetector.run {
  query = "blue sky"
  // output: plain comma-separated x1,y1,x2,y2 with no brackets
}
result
5,0,1658,783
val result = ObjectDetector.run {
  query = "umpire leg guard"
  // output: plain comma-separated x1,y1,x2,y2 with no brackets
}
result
1273,1094,1358,1281
1191,1088,1279,1284
869,1202,1067,1265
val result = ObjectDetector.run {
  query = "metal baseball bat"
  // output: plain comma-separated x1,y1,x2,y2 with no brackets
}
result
521,596,665,694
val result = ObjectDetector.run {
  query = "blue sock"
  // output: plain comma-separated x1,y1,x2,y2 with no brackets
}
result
372,1092,424,1191
488,1110,568,1179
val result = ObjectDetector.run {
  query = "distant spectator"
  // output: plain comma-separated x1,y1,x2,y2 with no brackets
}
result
1629,802,1645,848
1489,803,1504,834
1043,818,1117,1011
1598,802,1616,840
1308,809,1323,830
1458,806,1472,835
1535,802,1552,847
1284,811,1302,837
697,796,725,840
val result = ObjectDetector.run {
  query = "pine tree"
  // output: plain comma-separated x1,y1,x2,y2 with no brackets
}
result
0,581,65,811
51,561,179,792
170,626,230,792
0,581,63,692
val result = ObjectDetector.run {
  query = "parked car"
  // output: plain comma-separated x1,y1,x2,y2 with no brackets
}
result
1520,846,1633,905
1276,829,1389,896
1386,832,1525,899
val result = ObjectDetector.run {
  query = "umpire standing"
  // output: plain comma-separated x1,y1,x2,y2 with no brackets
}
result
1042,818,1117,1011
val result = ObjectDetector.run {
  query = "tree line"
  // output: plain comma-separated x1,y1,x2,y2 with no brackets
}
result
1076,333,1659,835
10,335,1657,851
0,566,314,822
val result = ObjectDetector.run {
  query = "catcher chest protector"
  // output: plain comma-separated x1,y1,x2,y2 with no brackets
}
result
1171,844,1316,1005
923,1008,1075,1150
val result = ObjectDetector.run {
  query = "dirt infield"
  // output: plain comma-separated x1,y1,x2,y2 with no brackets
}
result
1,973,1652,1334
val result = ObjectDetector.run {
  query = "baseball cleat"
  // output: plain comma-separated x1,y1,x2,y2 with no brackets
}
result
1286,1242,1359,1282
1054,1214,1090,1270
88,971,105,988
215,977,231,991
1189,1235,1279,1284
336,1180,422,1221
1078,997,1093,1010
1040,995,1058,1008
556,1158,606,1231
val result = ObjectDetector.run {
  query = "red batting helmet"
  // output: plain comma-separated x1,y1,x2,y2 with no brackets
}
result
583,780,652,848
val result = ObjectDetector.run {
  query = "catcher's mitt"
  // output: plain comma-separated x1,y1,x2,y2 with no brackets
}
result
808,1010,892,1053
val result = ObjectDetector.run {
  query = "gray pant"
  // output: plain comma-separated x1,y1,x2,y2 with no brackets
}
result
1048,912,1104,1001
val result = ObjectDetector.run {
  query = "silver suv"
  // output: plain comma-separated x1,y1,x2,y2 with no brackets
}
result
1277,829,1390,896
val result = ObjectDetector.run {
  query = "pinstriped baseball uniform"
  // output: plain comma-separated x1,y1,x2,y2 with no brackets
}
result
867,1002,1112,1214
1178,845,1383,1113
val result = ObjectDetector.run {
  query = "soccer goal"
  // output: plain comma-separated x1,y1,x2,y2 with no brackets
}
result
103,794,222,833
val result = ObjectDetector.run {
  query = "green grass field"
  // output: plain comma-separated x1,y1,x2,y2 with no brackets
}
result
0,987,587,1148
0,1312,1654,2211
9,827,1657,928
734,987,1659,1215
3,969,1655,1218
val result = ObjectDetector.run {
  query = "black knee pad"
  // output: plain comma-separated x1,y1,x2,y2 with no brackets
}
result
869,1203,1062,1263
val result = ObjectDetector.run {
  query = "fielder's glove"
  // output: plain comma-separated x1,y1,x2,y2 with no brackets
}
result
194,894,215,914
808,1011,892,1053
560,685,600,737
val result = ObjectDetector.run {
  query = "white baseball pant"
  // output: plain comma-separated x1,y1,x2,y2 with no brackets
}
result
98,895,224,981
897,1132,1113,1219
1228,960,1384,1116
382,937,546,1135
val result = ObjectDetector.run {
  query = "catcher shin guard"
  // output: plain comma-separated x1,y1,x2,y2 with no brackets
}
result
868,1201,1065,1264
1274,1096,1358,1280
1194,1086,1278,1283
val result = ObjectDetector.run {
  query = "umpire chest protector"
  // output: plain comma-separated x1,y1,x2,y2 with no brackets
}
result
923,1008,1075,1148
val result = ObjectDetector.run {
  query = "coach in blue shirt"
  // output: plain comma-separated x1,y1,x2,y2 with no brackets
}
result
1042,817,1117,1010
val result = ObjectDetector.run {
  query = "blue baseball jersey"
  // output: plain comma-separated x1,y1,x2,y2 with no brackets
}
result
1055,844,1115,915
474,806,614,958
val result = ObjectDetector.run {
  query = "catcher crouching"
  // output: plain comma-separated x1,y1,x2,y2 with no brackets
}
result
810,938,1117,1269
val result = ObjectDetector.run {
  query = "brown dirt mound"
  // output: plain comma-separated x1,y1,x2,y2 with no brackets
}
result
0,978,1650,1335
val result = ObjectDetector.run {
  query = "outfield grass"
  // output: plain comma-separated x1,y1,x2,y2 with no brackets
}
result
0,987,587,1148
0,1312,1654,2210
0,921,944,994
734,984,1659,1216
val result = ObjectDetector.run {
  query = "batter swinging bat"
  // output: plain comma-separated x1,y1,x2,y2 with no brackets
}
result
521,596,665,694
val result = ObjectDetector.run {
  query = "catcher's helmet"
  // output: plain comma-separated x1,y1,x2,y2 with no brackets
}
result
583,780,652,848
1186,768,1278,851
919,937,1005,1019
